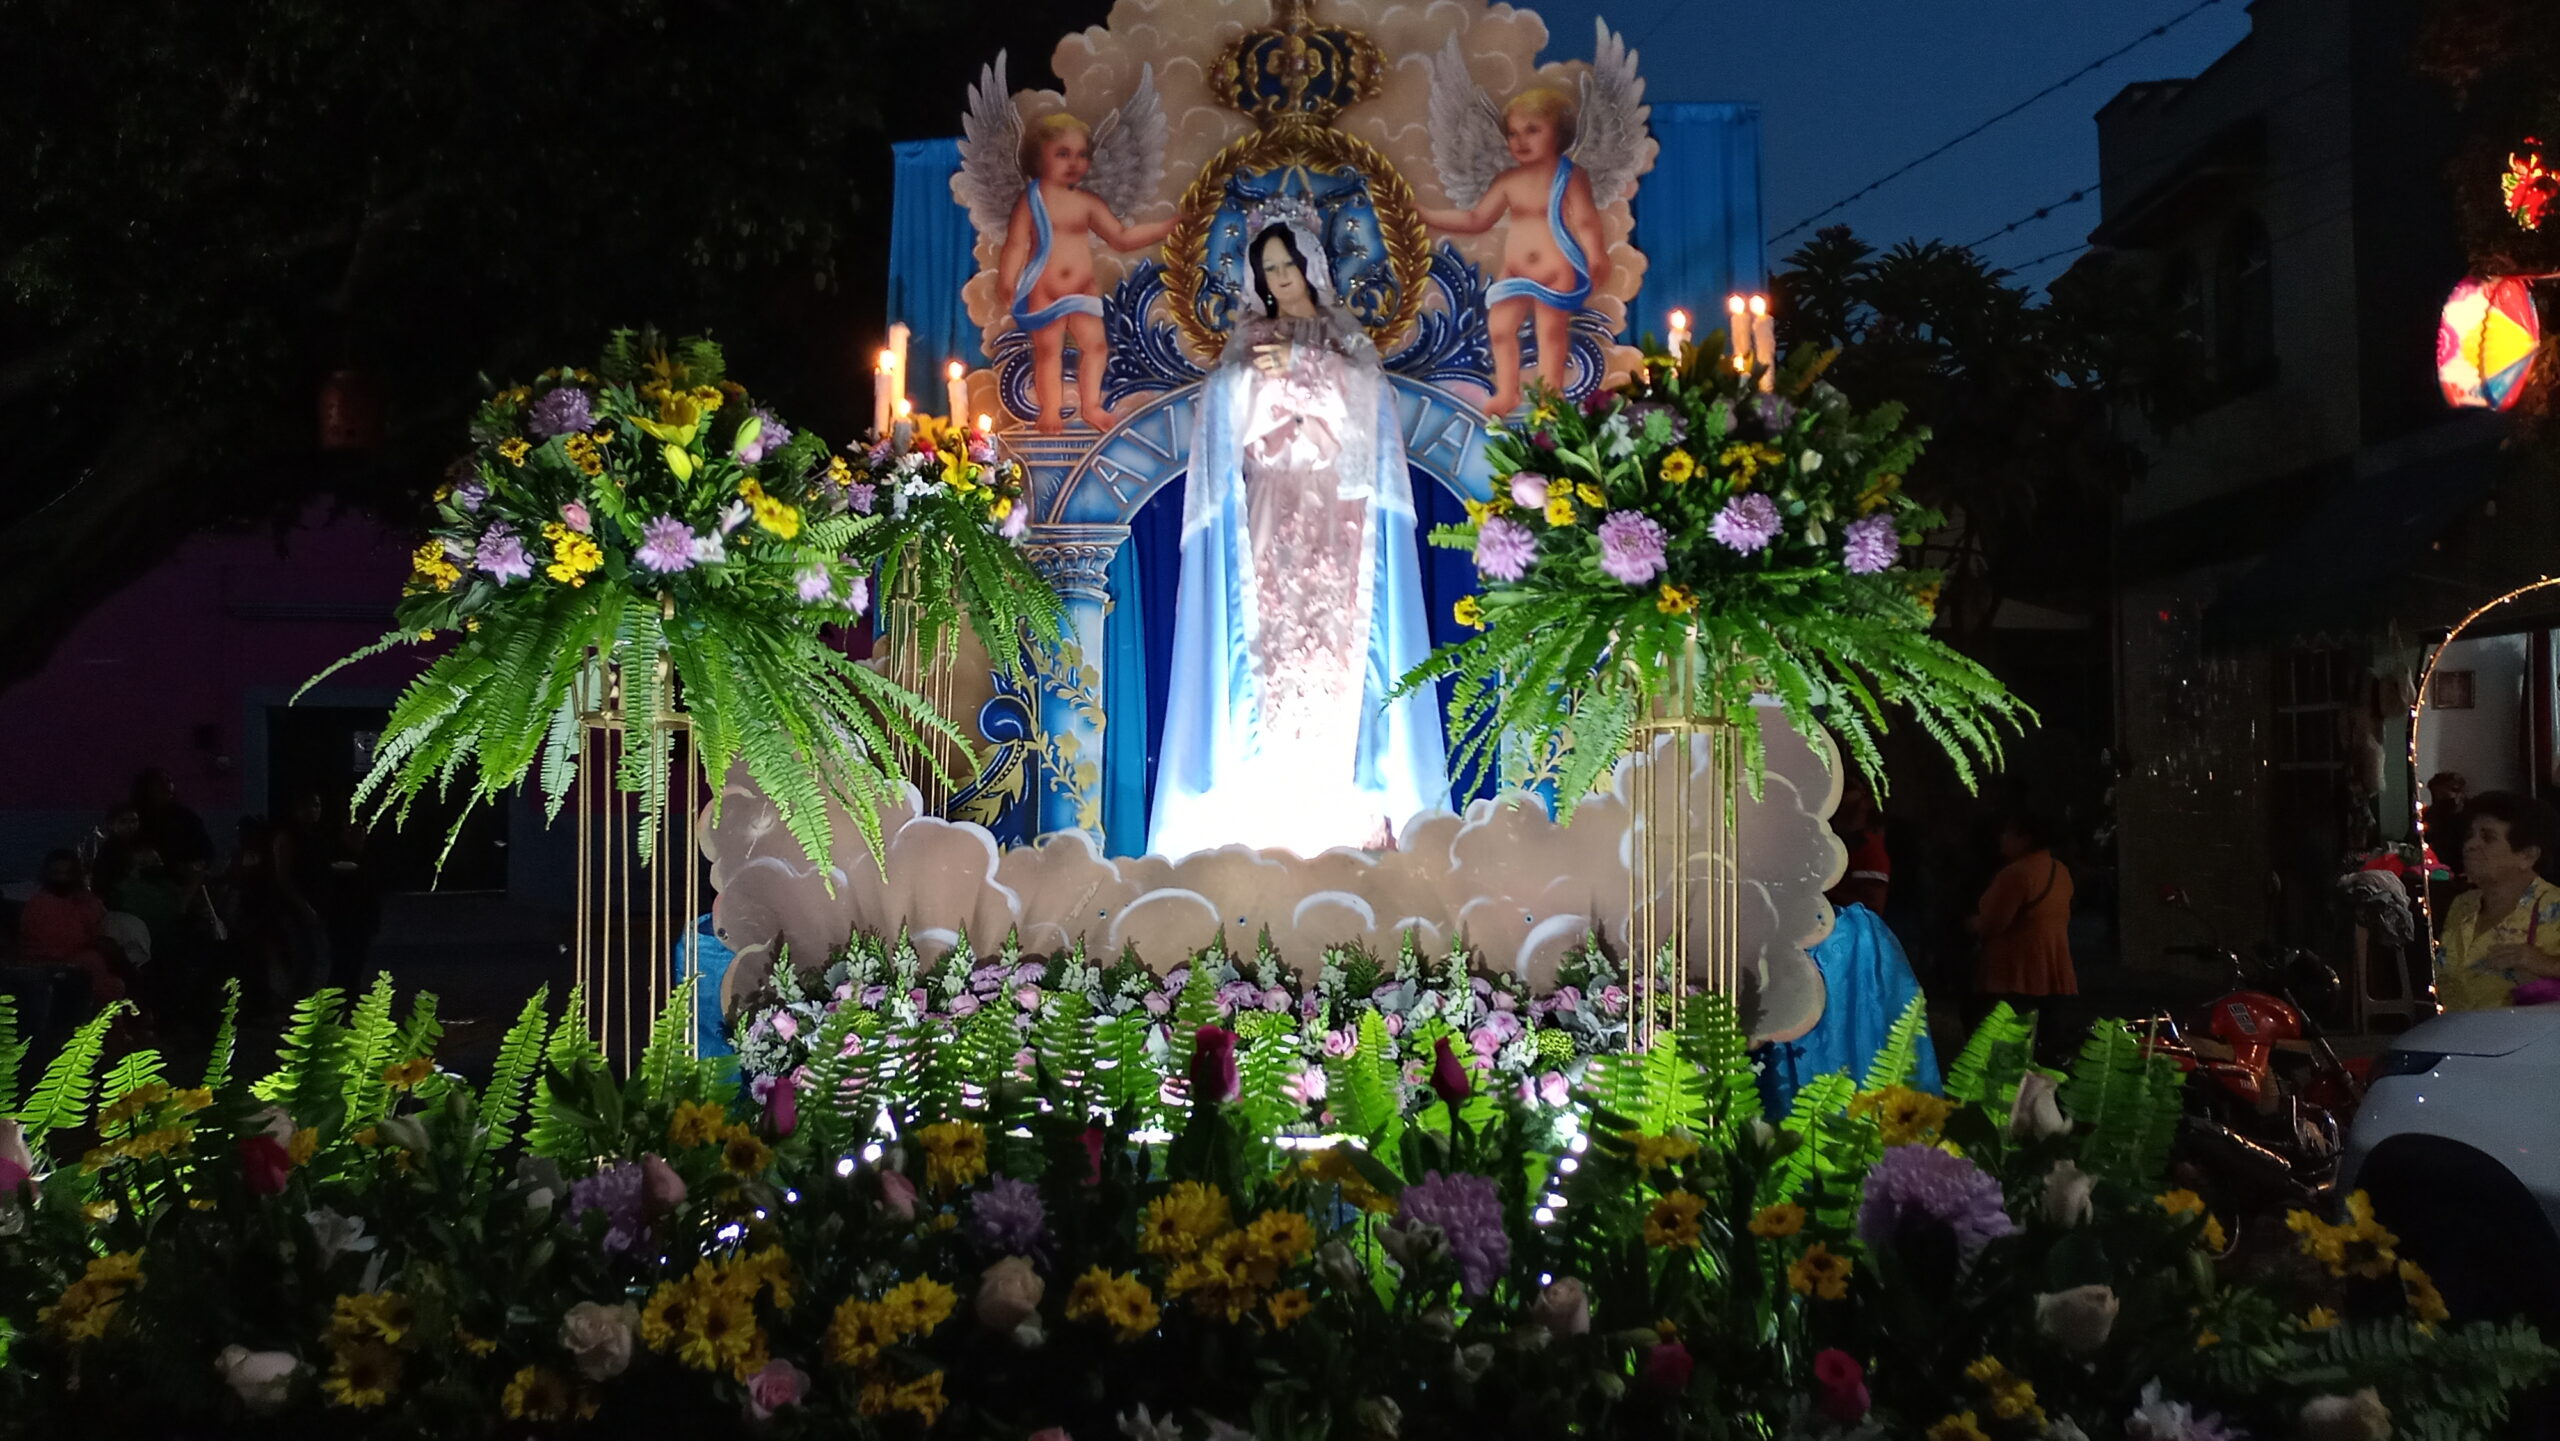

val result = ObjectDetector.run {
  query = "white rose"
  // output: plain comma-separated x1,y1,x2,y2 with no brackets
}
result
2034,1285,2120,1356
2299,1389,2392,1441
976,1255,1045,1333
2042,1160,2097,1228
558,1301,638,1382
215,1345,301,1415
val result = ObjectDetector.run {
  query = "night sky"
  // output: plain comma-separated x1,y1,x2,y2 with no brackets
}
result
1530,0,2257,289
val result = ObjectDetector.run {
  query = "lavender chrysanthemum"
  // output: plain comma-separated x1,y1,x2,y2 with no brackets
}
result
737,405,791,464
966,1175,1048,1256
568,1161,647,1255
795,566,835,604
1841,513,1899,575
636,515,695,574
1856,1144,2016,1258
844,574,872,617
1747,393,1798,435
1709,493,1782,555
846,481,879,516
455,479,488,513
1474,515,1537,582
528,387,595,440
475,523,532,584
1596,510,1669,585
1398,1170,1509,1296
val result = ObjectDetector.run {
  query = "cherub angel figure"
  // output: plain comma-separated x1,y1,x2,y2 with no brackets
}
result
959,53,1172,435
1421,21,1651,416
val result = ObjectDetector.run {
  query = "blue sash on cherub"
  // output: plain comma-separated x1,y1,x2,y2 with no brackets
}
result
1010,181,1109,330
1483,157,1592,311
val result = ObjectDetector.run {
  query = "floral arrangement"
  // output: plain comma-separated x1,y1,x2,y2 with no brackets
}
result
306,330,1061,872
4,978,2552,1440
730,931,1638,1131
1400,350,2027,809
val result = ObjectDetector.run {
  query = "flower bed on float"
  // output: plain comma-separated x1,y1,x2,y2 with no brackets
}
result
1,980,2550,1440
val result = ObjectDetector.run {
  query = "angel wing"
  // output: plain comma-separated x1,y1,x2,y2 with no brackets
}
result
1571,19,1654,210
1083,64,1166,221
1426,32,1509,210
956,51,1026,243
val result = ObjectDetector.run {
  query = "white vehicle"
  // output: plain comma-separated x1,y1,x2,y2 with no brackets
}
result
2339,1005,2560,1328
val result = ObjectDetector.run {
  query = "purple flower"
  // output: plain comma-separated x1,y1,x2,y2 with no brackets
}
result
1474,515,1537,582
968,431,997,465
1629,400,1689,444
846,481,878,515
966,1175,1048,1256
1398,1171,1510,1296
1842,513,1898,575
1709,493,1782,554
1856,1144,2016,1258
1747,393,1799,435
636,515,695,574
845,574,872,617
529,387,595,440
796,566,835,604
736,405,791,464
999,502,1029,538
866,438,896,466
1596,510,1669,585
690,530,727,566
456,480,488,513
476,524,533,584
568,1162,647,1254
561,501,592,534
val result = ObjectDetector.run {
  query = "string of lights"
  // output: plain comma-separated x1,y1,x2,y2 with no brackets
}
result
1767,0,2231,244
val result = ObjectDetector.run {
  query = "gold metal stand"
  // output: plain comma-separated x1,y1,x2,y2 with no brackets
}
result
879,568,963,815
572,644,703,1069
1626,632,1743,1049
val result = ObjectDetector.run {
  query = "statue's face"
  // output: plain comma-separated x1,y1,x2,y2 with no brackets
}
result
1258,235,1313,315
1505,108,1561,164
1038,130,1092,186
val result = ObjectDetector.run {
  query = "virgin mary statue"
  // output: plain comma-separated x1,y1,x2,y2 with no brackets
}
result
1146,211,1450,857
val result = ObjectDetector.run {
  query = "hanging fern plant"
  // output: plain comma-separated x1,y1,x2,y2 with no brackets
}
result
304,329,1064,875
1396,343,2028,810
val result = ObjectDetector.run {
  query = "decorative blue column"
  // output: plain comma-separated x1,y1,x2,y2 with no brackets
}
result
1018,523,1126,837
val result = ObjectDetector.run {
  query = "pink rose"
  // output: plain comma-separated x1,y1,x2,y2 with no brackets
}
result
640,1153,686,1214
0,1118,33,1199
878,1167,919,1221
1509,473,1550,509
215,1345,301,1415
744,1358,810,1421
976,1255,1045,1332
1537,1071,1571,1108
1016,984,1043,1012
1079,1127,1106,1187
562,501,592,533
767,1072,798,1138
1188,1025,1239,1105
1029,1431,1074,1441
1813,1348,1870,1423
240,1134,293,1196
1529,1278,1590,1336
771,1011,800,1042
1641,1341,1694,1395
1430,1037,1472,1105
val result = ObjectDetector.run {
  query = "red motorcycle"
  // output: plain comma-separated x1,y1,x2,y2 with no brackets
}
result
2132,938,2367,1215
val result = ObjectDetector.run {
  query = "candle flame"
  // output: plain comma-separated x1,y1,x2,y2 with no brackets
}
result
894,397,913,417
1726,294,1747,316
947,360,965,381
876,348,896,372
975,412,994,433
1669,308,1690,330
1747,294,1768,317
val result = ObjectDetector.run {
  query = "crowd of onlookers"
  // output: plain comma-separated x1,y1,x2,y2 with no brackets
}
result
4,768,384,1048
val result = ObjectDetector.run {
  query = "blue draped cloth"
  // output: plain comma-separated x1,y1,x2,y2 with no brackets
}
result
1629,104,1767,339
888,139,985,371
1759,904,1940,1113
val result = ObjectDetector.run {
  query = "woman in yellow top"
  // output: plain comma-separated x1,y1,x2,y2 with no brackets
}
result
2437,791,2560,1010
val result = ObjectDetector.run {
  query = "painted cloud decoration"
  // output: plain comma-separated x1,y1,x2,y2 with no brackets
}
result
704,704,1843,1045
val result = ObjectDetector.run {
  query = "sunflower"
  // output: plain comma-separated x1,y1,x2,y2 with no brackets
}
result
1544,495,1578,527
719,1125,774,1176
1658,449,1697,484
1927,1413,1990,1441
1747,1203,1805,1240
913,1120,989,1193
1788,1243,1852,1300
1138,1181,1233,1260
322,1341,402,1410
824,1298,897,1368
2400,1259,2451,1325
381,1057,432,1090
1453,595,1485,629
1625,1131,1700,1171
669,1100,728,1149
500,1365,590,1422
889,1372,949,1426
881,1278,957,1338
1851,1085,1954,1146
1655,583,1697,614
1644,1191,1708,1250
1243,1209,1316,1264
1265,1288,1312,1330
671,1287,759,1376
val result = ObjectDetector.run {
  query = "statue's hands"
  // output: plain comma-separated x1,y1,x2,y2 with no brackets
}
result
1252,342,1294,377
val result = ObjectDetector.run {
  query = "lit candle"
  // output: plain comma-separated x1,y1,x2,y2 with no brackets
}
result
1726,294,1750,367
975,412,994,435
1667,308,1690,363
946,361,968,431
1749,295,1777,392
891,397,913,453
873,347,896,438
887,322,911,418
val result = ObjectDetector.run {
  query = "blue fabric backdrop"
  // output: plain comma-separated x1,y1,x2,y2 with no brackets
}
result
888,139,986,372
1628,103,1767,340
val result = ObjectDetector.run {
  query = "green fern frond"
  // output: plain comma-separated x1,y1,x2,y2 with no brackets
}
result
198,978,242,1093
476,988,554,1172
1943,1003,2034,1106
1860,995,1930,1093
13,1002,130,1144
96,1048,167,1140
0,993,22,1113
2064,1022,2184,1184
255,988,354,1132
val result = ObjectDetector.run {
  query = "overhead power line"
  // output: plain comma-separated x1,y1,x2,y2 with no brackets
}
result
1768,0,2231,246
1965,188,2093,251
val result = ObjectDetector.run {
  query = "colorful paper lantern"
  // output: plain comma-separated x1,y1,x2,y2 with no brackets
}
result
2437,275,2541,411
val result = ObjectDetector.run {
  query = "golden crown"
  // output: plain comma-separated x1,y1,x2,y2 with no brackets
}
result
1213,0,1383,129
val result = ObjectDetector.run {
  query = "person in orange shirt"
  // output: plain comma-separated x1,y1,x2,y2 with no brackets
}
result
18,849,126,1007
1969,812,2077,1013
